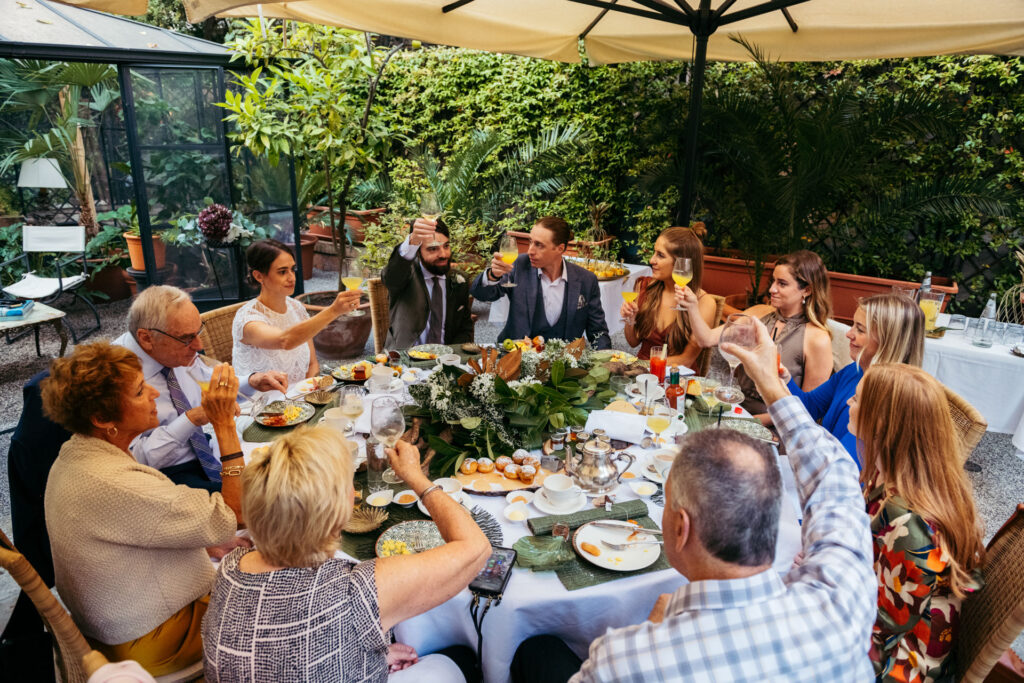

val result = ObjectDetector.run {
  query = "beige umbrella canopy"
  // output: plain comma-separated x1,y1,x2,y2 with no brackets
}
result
179,0,1024,65
56,0,1024,218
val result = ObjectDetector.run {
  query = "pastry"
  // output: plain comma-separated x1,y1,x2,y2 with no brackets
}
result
511,449,529,465
518,465,536,484
477,457,495,473
522,455,541,470
503,463,520,480
459,458,478,475
461,343,481,354
494,456,513,472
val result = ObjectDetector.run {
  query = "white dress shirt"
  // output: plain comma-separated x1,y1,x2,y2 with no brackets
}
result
398,236,446,345
538,259,568,327
114,332,255,471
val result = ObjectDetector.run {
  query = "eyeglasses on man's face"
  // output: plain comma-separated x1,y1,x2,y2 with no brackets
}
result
148,322,205,346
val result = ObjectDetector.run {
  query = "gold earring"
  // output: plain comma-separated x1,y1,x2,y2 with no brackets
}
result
106,426,119,438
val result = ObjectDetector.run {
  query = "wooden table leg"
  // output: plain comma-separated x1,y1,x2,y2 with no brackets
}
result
53,319,69,357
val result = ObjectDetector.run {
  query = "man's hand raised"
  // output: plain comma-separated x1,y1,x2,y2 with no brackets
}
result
409,218,438,247
720,317,790,407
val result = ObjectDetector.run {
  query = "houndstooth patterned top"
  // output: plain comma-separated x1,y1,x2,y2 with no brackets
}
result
202,548,390,682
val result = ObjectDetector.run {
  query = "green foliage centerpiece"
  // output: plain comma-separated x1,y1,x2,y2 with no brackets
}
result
407,338,614,476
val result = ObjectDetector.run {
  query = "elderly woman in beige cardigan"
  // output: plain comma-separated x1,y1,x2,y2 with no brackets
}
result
42,341,247,676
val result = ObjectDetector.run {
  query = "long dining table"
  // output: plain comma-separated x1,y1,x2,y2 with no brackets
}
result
236,367,804,683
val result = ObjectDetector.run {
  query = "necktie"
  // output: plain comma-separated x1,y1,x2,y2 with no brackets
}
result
427,275,443,344
161,367,222,483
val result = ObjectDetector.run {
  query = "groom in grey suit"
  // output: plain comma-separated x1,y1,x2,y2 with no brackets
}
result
471,216,610,349
382,217,475,349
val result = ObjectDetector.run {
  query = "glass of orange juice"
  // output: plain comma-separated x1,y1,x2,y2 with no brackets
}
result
918,291,944,333
621,290,638,323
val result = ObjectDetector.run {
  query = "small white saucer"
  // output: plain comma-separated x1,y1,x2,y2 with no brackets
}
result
641,462,667,485
532,489,588,515
417,491,465,518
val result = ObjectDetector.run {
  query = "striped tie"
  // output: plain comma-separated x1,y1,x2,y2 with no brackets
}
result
160,367,222,483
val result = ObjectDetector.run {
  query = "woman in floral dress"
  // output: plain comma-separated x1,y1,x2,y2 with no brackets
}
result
848,364,985,682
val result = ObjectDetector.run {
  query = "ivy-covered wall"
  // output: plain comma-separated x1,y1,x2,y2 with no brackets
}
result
370,48,1024,314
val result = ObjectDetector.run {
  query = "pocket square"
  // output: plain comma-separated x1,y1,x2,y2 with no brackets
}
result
577,294,586,310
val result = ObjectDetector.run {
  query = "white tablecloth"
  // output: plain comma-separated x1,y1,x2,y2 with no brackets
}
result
239,392,803,683
487,263,652,336
923,318,1024,458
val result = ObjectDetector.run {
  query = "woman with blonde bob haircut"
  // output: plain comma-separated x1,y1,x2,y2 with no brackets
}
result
202,425,491,682
848,364,984,682
785,293,924,464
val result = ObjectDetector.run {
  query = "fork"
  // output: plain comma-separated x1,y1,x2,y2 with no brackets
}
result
600,539,662,551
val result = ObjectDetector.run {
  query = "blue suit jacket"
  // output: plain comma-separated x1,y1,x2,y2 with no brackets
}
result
470,255,611,349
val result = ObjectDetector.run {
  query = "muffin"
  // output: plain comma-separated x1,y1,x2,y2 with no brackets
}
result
503,464,520,480
459,458,478,475
522,455,541,470
495,456,513,472
477,457,495,473
518,465,536,485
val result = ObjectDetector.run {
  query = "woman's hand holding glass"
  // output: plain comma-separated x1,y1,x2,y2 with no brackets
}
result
385,441,429,491
620,291,639,324
328,289,363,317
674,283,700,311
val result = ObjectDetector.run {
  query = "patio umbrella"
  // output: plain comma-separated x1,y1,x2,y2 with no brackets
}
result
58,0,1024,220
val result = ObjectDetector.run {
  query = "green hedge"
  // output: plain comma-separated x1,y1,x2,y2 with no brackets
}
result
367,48,1023,314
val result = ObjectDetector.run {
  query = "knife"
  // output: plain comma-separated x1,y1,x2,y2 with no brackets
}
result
590,521,663,534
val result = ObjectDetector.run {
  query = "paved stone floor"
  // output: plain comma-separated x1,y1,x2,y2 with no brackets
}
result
1,268,1021,657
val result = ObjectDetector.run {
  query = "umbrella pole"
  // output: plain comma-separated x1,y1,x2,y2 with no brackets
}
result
677,31,709,226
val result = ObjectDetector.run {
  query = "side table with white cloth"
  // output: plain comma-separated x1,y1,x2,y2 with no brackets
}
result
237,397,803,683
488,263,652,336
924,314,1024,458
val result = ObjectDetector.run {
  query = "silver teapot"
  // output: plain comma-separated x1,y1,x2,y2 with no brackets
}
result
565,438,636,496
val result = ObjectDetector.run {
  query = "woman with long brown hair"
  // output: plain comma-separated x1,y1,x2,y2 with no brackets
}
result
679,249,834,415
620,226,718,369
848,363,984,682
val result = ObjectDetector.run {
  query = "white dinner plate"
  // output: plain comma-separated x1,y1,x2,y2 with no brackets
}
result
573,521,662,572
531,489,588,515
417,491,466,518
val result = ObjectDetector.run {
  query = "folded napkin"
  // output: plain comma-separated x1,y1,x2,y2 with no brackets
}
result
528,499,648,536
585,410,647,443
513,535,577,572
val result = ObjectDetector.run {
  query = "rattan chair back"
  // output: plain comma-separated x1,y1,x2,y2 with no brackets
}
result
955,503,1024,682
367,278,389,354
0,529,107,683
696,294,726,376
942,385,987,465
198,301,246,365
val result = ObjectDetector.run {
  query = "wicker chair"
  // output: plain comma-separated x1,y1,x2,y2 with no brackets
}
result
826,319,853,372
954,503,1024,683
0,529,106,683
942,385,987,466
696,294,726,376
198,301,246,364
367,278,389,354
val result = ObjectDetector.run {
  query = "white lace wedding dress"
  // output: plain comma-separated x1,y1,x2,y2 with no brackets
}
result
231,298,312,386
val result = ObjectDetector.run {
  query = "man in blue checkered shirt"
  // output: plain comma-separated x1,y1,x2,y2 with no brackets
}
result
511,317,876,682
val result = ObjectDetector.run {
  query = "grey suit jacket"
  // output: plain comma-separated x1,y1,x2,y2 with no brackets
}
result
469,255,610,349
381,244,473,349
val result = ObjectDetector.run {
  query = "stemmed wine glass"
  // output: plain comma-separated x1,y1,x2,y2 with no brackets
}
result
621,290,639,324
714,314,755,407
498,233,518,289
340,258,366,317
371,396,406,484
645,398,674,446
338,385,367,437
671,257,693,311
420,191,441,222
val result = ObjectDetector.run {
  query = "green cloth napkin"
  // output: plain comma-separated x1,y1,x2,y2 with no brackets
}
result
527,499,648,536
513,536,576,572
554,514,671,591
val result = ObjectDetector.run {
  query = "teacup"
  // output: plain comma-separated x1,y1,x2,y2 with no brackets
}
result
634,373,659,393
322,407,348,432
651,449,676,478
433,477,463,495
437,353,461,367
542,473,582,507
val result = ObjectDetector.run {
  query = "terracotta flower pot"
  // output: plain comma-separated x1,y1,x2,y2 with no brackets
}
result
297,291,373,359
123,232,166,271
84,263,132,301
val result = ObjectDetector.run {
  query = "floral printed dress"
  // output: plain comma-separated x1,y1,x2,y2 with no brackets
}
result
866,476,979,682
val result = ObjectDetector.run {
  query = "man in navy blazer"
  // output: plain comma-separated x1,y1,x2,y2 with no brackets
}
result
471,216,610,349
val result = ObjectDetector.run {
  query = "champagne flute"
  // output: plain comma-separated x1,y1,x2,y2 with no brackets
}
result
340,258,366,317
371,396,406,484
671,257,693,311
621,290,639,324
498,233,518,289
419,191,441,222
339,385,367,437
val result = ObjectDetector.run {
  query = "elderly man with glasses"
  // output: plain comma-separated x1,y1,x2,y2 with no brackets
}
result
114,285,288,493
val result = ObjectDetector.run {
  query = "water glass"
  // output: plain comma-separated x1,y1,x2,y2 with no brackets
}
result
965,318,983,343
1003,323,1024,347
365,438,388,493
610,376,630,400
990,321,1008,346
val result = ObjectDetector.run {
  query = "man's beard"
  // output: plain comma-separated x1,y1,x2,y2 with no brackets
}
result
422,259,451,276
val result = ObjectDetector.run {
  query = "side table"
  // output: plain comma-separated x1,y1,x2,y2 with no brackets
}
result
0,302,70,357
